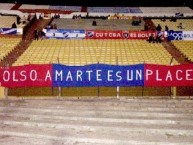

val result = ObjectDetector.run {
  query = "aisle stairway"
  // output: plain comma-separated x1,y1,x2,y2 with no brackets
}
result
0,18,51,66
162,41,192,64
0,99,193,145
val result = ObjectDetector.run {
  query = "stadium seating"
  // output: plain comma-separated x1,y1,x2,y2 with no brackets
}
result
0,37,21,61
152,19,193,31
49,6,82,12
0,3,14,10
172,40,193,61
13,39,178,66
0,15,28,28
140,7,193,14
87,7,142,13
19,4,49,9
0,16,17,28
51,19,144,30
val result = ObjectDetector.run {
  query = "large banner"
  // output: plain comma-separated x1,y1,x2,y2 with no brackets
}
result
0,64,192,87
86,30,125,39
0,28,17,34
0,64,52,88
44,29,85,39
144,64,193,87
167,31,193,41
86,30,157,39
53,64,144,87
128,31,157,39
0,28,23,35
183,31,193,40
167,31,183,41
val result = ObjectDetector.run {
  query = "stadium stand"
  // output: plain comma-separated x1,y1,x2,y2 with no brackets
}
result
140,7,193,14
13,39,178,66
0,37,21,61
0,15,28,28
87,7,142,13
0,3,14,10
152,19,193,31
172,40,193,61
51,19,144,30
0,16,17,28
49,6,82,12
18,4,49,9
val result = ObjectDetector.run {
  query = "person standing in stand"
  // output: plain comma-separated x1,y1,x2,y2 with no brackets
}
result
34,29,39,40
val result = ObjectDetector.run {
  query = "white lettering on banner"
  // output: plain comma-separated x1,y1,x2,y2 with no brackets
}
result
77,70,83,81
45,70,51,81
176,70,183,80
53,69,143,82
127,70,143,81
107,70,113,81
96,33,121,38
3,70,38,82
136,70,142,80
20,71,27,81
3,71,10,82
165,70,172,81
66,71,73,81
146,69,153,80
127,70,133,80
30,70,37,81
116,71,122,81
156,70,162,81
13,71,18,82
186,70,193,80
145,69,193,82
85,70,93,81
96,70,102,81
55,70,63,81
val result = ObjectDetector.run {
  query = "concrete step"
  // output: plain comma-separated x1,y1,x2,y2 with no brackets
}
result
0,121,193,145
0,99,193,145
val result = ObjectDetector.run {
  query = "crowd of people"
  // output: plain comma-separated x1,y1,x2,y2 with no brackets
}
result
34,29,46,40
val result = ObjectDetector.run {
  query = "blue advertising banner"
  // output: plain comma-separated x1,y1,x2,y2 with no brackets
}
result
44,29,85,39
0,28,17,34
52,64,144,87
167,31,183,41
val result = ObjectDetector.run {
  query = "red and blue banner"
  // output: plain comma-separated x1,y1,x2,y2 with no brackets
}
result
0,64,192,88
86,30,157,39
44,29,85,39
0,28,17,34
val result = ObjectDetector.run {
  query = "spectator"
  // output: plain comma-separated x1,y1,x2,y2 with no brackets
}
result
155,35,162,43
41,30,46,39
177,22,183,29
92,19,97,26
147,34,155,43
156,24,162,31
34,29,39,40
16,15,21,24
27,13,31,21
11,22,17,28
53,23,57,29
165,25,169,31
144,23,148,31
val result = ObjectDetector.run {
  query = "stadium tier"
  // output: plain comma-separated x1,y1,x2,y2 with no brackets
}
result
140,7,193,14
172,40,193,61
18,4,49,9
13,39,178,66
0,37,21,61
87,7,142,13
49,6,82,11
0,15,29,28
51,19,144,30
152,19,193,31
0,3,14,10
